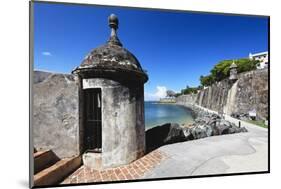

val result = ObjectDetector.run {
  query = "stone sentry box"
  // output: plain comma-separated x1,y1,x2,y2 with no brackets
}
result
72,14,148,169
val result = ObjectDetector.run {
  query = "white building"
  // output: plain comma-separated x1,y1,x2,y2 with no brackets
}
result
249,51,268,69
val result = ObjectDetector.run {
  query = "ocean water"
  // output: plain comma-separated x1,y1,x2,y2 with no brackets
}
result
145,101,194,130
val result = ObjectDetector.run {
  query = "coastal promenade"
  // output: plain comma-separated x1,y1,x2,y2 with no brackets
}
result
61,104,268,183
141,105,268,178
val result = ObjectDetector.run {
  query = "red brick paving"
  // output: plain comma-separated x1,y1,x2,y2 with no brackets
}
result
61,150,168,184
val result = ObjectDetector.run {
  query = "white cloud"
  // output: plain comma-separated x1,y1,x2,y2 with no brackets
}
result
42,51,52,56
145,86,167,101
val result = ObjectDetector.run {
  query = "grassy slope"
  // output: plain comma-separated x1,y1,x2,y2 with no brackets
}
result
246,120,268,128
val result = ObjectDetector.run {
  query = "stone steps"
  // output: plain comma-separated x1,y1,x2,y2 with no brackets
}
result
34,150,60,174
34,156,82,187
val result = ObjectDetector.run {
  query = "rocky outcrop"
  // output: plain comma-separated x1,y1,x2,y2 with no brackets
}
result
33,71,79,158
145,110,247,151
191,109,247,136
146,123,186,151
176,69,268,121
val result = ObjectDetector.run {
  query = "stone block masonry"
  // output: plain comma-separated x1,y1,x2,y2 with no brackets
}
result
33,71,80,159
176,69,268,121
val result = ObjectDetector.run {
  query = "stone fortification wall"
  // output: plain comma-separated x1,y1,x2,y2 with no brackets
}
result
176,69,268,120
33,71,80,158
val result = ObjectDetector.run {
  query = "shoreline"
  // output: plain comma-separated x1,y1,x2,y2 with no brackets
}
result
175,101,268,131
148,101,176,104
145,102,195,130
145,101,267,131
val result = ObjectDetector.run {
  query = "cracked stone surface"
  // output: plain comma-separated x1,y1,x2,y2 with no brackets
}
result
141,117,268,178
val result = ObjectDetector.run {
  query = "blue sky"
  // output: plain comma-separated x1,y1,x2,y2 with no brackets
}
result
33,2,268,101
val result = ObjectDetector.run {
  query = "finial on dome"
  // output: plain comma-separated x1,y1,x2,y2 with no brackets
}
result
109,14,118,29
108,14,122,46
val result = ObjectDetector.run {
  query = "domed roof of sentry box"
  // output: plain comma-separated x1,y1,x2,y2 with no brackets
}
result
72,14,148,83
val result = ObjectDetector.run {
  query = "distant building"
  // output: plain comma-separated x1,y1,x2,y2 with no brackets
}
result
249,51,268,69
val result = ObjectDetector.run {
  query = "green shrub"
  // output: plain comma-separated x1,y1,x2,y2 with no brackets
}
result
200,75,215,87
200,58,259,86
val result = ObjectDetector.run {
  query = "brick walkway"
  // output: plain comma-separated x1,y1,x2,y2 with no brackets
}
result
61,150,168,184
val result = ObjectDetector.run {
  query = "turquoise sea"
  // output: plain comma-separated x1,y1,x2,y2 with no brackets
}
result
145,101,194,130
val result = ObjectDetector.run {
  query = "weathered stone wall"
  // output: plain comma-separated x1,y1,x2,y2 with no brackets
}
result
33,70,52,84
82,78,145,168
176,69,268,120
176,93,197,107
231,69,268,120
33,71,80,158
33,70,145,167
